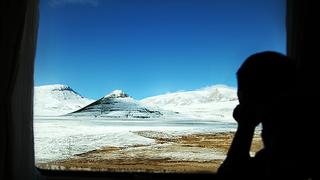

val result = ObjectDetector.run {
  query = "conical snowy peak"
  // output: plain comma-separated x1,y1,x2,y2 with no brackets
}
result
104,90,129,99
49,84,72,91
34,84,94,116
69,90,164,118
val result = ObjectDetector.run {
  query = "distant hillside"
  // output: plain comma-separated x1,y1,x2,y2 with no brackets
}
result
34,84,94,116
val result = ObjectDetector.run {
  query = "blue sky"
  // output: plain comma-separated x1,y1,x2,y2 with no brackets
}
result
35,0,286,99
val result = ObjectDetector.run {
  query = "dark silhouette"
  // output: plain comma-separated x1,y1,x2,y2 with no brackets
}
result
217,51,316,180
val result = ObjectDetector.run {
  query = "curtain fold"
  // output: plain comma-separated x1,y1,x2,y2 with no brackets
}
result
0,0,38,179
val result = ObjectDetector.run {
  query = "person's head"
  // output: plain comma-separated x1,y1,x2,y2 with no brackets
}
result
237,51,296,107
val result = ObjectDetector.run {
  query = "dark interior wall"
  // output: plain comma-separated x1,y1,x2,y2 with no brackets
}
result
287,0,318,178
287,0,319,85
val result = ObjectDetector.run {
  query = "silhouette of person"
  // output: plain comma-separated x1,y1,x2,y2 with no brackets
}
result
217,51,315,180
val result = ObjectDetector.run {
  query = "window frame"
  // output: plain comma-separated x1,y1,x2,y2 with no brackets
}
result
9,0,308,179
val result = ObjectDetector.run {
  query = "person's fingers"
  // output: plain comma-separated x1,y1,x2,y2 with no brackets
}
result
233,105,241,123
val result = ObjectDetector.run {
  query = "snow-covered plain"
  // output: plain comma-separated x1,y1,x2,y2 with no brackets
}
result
34,84,239,163
34,116,237,163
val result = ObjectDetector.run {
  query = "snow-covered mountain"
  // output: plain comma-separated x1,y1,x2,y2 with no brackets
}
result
34,84,238,121
140,85,238,122
68,90,168,118
34,84,94,116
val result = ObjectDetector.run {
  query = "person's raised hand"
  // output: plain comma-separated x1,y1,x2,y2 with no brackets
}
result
233,104,260,129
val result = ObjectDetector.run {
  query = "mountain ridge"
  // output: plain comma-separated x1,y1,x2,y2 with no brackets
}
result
34,84,238,121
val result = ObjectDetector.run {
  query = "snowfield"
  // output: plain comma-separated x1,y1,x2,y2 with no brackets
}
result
34,117,237,163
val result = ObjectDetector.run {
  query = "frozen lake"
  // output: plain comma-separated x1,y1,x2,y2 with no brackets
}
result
34,116,237,163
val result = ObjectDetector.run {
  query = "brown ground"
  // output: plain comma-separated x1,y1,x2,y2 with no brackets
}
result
36,131,263,173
